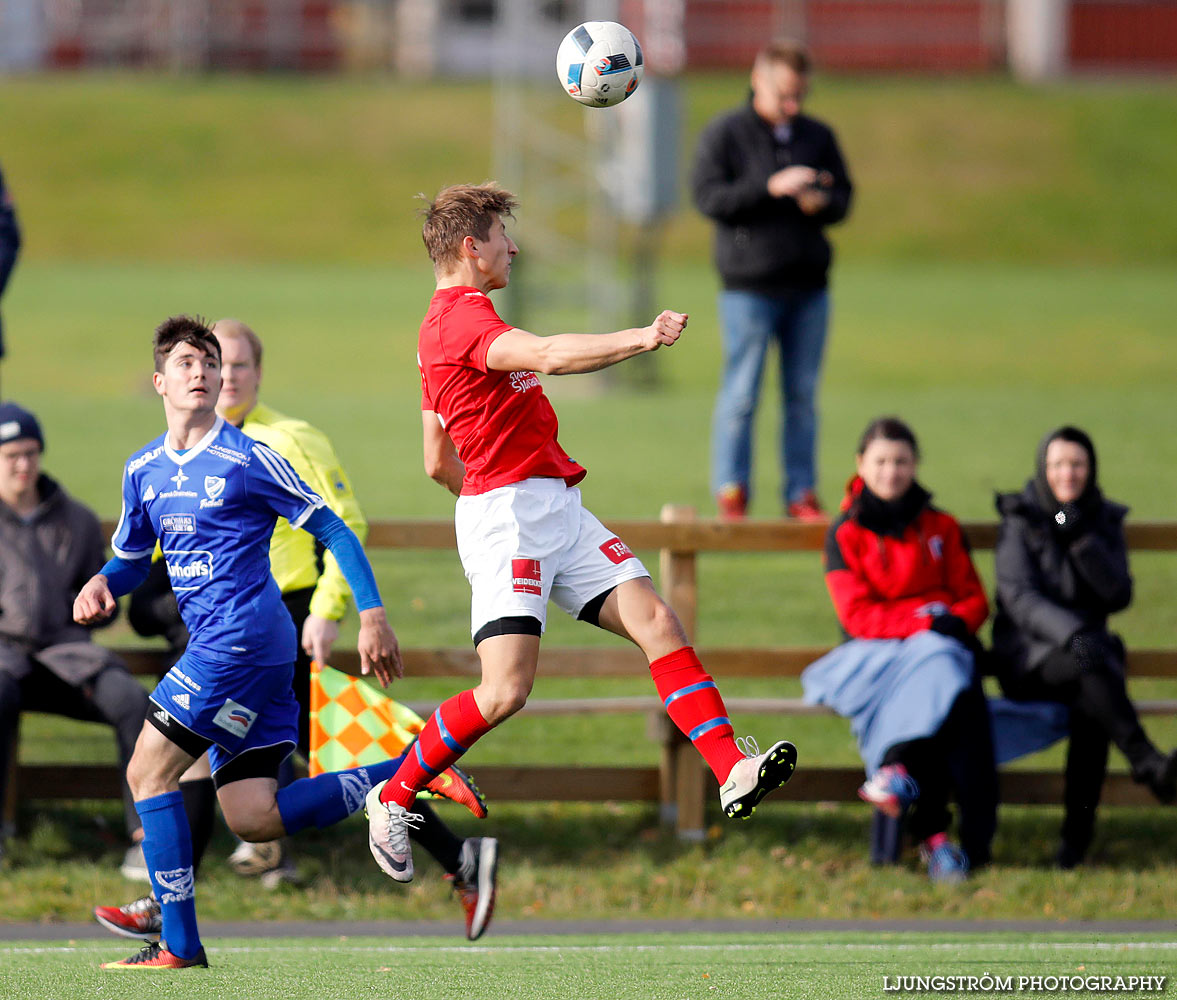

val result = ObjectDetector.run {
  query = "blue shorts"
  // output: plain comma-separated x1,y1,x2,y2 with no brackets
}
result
149,650,299,776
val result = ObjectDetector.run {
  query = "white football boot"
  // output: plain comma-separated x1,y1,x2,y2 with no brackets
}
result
719,736,798,819
365,779,423,883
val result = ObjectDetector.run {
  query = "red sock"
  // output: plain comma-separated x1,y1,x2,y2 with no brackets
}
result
649,646,743,781
381,689,491,808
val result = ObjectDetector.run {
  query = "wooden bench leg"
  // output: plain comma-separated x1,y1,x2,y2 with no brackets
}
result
674,738,706,842
2,714,19,837
649,712,679,826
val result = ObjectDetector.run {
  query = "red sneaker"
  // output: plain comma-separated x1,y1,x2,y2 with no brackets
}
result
444,837,498,940
101,941,208,970
93,894,161,941
785,490,825,522
716,484,748,521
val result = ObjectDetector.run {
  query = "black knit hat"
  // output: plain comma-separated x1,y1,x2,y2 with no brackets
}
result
0,402,44,451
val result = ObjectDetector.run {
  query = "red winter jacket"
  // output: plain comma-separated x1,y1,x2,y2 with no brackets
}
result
823,477,989,640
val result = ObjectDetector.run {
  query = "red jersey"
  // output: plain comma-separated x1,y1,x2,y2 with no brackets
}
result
417,287,587,496
823,477,989,640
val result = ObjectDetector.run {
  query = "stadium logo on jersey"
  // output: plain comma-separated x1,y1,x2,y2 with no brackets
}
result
127,445,164,474
160,513,195,534
165,550,214,592
143,484,157,502
171,692,191,711
508,370,540,394
200,475,226,508
212,698,258,739
599,537,636,564
511,557,542,596
155,866,195,905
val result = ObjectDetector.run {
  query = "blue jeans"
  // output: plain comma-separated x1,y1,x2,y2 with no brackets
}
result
710,287,830,505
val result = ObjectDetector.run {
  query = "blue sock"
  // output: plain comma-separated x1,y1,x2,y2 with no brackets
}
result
136,790,202,960
276,755,406,835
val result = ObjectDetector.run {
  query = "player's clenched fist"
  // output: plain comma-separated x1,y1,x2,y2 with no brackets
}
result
357,607,403,687
73,574,117,625
646,310,688,350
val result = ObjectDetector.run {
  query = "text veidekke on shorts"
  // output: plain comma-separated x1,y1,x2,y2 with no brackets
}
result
881,973,1168,993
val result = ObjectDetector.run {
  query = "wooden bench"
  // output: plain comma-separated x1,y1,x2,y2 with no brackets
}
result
10,512,1177,840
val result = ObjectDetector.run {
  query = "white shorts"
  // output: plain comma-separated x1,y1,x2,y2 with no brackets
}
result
454,477,650,638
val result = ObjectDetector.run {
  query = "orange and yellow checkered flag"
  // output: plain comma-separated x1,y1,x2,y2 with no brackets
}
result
309,662,487,818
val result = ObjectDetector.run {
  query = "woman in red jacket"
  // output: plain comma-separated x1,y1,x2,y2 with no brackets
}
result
802,417,998,881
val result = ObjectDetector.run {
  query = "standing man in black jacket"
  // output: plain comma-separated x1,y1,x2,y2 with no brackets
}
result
0,164,21,398
993,426,1177,867
692,39,852,522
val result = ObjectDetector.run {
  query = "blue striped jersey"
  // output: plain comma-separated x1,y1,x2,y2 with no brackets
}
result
112,416,325,665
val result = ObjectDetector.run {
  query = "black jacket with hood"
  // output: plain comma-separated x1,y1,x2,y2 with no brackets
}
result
991,428,1132,678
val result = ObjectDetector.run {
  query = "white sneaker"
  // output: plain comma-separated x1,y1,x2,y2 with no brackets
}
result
119,843,150,882
365,780,422,883
719,737,797,819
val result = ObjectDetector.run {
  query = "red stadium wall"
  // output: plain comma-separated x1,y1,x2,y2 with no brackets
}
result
1069,1,1177,71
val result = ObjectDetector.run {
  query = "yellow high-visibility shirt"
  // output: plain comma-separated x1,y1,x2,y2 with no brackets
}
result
240,402,368,622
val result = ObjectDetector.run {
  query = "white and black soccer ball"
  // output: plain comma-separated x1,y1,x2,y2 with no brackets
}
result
555,21,644,108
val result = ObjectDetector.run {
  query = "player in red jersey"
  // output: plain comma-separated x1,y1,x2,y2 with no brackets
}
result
367,183,797,882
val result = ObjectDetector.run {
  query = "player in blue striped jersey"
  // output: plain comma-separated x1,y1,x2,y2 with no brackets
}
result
74,316,403,970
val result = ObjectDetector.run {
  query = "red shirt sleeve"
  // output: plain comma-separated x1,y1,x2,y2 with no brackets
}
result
444,292,514,373
941,517,990,633
824,521,935,639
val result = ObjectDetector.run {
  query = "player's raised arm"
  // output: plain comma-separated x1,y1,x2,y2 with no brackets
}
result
484,310,687,376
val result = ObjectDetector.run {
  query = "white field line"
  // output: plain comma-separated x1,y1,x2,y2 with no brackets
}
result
3,940,1176,957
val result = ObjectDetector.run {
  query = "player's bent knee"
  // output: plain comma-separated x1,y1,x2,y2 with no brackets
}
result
478,682,531,725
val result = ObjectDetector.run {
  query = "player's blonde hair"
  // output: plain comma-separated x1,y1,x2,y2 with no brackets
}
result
211,318,264,368
420,183,518,272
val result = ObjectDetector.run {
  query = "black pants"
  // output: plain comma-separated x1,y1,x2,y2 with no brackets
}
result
0,663,148,837
1003,643,1155,855
883,680,999,867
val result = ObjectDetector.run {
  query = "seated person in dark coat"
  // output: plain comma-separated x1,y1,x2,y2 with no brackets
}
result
993,425,1177,869
0,403,149,862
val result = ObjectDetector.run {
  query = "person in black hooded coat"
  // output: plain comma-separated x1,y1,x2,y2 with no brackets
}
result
992,426,1177,868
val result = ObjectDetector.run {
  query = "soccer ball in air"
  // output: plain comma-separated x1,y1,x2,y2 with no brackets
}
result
556,21,644,108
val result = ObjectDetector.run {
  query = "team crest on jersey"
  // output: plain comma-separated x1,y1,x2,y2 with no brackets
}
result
511,558,542,595
212,698,257,739
201,475,226,508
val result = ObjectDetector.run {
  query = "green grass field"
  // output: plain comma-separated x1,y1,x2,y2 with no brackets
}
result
1,73,1176,927
1,932,1174,1000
